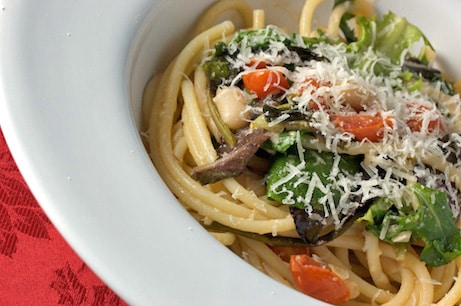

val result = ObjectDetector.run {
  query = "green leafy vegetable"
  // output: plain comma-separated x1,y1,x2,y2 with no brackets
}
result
349,12,434,74
339,12,357,43
203,60,231,83
266,149,367,245
287,46,330,63
262,131,301,153
267,149,362,210
360,183,461,267
263,104,310,123
302,34,334,49
230,26,294,52
213,41,228,57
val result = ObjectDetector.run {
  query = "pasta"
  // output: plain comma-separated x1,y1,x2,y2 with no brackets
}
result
143,0,461,304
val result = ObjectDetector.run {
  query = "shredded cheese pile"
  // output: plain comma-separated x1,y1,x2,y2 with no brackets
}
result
210,25,461,228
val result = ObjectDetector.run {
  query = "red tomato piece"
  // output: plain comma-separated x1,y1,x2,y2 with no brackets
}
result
405,102,446,135
302,78,330,111
242,69,289,99
291,78,332,111
290,254,350,305
331,113,394,142
246,59,267,69
299,78,321,93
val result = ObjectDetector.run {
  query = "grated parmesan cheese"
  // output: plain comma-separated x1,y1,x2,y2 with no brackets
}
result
210,24,461,234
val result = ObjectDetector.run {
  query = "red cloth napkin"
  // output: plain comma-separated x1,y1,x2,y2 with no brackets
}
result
0,130,127,305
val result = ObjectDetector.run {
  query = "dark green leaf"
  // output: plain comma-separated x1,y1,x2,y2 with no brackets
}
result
412,184,461,266
265,149,367,246
287,46,330,62
267,150,362,210
214,41,228,57
203,60,231,83
360,184,461,266
263,104,309,123
339,12,357,43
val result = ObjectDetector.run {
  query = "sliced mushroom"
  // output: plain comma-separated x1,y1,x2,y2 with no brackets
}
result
191,128,271,184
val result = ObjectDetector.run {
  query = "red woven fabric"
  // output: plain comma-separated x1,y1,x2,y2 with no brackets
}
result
0,130,127,305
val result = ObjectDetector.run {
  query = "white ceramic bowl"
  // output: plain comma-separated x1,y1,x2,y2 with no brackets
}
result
1,0,460,305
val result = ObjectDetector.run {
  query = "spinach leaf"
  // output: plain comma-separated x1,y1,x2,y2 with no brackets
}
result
267,150,362,209
266,149,366,245
360,183,461,266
